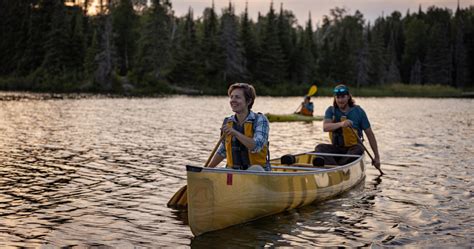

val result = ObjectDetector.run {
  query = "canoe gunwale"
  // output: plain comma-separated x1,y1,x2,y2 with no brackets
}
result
186,154,364,176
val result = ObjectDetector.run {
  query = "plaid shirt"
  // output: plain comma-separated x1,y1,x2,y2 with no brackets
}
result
217,111,270,158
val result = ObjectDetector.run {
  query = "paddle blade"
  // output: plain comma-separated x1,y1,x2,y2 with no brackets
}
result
167,185,188,210
307,85,318,96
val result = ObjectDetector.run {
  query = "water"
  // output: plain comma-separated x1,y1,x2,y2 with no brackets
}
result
0,94,473,247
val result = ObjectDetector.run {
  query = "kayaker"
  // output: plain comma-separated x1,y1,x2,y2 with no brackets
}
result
208,83,271,171
315,84,381,170
295,95,314,116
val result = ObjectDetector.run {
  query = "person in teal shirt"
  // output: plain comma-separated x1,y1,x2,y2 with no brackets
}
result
315,84,381,170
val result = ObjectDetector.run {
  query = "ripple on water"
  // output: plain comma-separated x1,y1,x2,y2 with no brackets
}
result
0,96,473,247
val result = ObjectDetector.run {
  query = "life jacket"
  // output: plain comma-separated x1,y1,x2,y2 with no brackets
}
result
329,112,359,147
300,106,313,116
225,115,269,168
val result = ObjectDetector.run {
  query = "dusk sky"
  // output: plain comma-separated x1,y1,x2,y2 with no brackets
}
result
169,0,471,25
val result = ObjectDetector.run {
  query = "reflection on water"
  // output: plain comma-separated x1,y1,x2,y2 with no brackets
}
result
0,95,473,247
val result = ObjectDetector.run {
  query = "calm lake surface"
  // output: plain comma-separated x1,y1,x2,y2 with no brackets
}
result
0,94,473,247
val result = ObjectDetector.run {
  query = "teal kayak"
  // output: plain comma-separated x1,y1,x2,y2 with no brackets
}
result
265,113,324,122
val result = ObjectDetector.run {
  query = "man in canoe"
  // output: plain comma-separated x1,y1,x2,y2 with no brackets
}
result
295,95,314,116
315,84,381,169
208,83,271,171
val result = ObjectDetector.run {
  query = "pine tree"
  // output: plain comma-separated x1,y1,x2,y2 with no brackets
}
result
256,2,286,85
135,0,173,85
453,9,469,88
277,3,295,80
112,0,138,76
0,0,36,76
293,13,317,84
169,8,203,86
293,25,313,84
84,29,100,82
220,3,247,83
201,3,224,86
409,58,422,84
425,22,452,85
95,12,116,90
385,32,401,84
401,17,428,83
16,0,57,79
356,27,370,87
69,8,87,81
40,0,72,89
240,3,259,80
368,18,386,85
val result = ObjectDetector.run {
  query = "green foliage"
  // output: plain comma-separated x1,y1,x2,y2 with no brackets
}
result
112,0,138,76
134,0,173,85
256,2,286,85
0,1,472,94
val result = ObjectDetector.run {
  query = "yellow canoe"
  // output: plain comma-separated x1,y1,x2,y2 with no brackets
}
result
265,113,324,122
187,152,365,236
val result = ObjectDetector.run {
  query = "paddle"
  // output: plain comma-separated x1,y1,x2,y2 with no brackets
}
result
294,85,318,113
349,128,384,175
167,134,226,209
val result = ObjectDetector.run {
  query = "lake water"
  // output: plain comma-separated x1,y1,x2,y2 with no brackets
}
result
0,94,473,247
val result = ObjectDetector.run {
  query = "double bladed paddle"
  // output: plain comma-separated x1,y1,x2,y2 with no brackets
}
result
167,134,225,209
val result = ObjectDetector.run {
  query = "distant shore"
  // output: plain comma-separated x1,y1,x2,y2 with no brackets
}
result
0,83,471,100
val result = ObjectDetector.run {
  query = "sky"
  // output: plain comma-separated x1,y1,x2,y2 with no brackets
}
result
169,0,471,26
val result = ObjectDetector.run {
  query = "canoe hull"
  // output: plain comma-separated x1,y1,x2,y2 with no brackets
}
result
187,153,365,236
265,113,324,122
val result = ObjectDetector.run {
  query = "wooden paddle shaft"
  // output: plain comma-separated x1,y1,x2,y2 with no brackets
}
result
204,134,225,167
349,127,384,175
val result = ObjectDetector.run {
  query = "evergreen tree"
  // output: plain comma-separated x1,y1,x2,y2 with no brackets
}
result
425,22,452,85
0,0,36,76
301,13,317,83
1,0,473,92
453,8,470,88
220,3,247,83
16,0,54,78
240,3,259,80
385,32,401,84
112,0,138,76
69,7,87,81
316,16,333,83
169,8,203,86
356,26,370,87
409,58,422,84
84,29,100,82
201,3,224,86
39,0,73,89
256,2,286,85
135,0,173,85
94,12,116,90
402,17,428,83
368,18,386,85
277,3,295,79
292,24,313,84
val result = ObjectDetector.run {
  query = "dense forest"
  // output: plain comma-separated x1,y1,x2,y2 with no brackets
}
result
0,0,473,95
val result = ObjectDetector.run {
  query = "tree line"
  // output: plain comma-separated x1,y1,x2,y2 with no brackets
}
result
0,0,473,94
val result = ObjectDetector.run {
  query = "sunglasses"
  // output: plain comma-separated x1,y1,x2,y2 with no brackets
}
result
333,88,349,95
